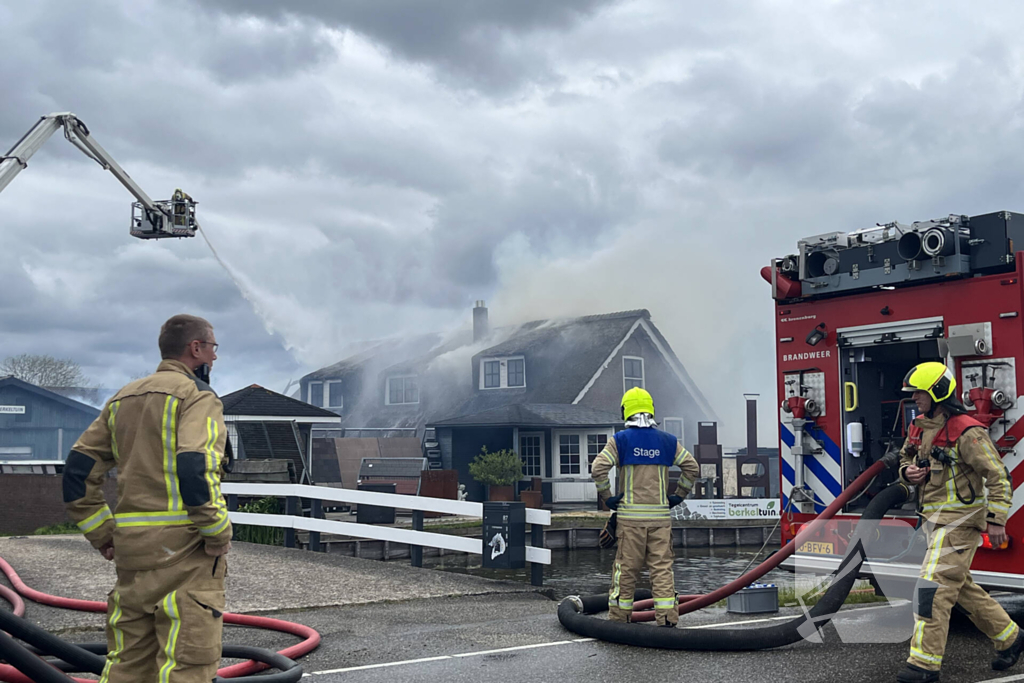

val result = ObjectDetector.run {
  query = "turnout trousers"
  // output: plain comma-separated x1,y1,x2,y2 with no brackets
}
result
908,522,1019,671
608,524,678,626
100,547,227,683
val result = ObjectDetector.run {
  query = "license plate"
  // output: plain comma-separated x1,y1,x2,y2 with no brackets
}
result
799,542,834,555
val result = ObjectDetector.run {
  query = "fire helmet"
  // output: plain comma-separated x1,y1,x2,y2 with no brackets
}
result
621,387,655,420
902,362,956,403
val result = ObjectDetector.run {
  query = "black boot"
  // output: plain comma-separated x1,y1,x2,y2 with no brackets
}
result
993,630,1024,671
896,663,940,682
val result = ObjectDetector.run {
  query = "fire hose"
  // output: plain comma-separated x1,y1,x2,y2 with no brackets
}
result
559,454,912,648
0,556,320,683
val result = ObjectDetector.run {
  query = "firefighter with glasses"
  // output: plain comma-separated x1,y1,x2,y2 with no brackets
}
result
591,387,699,627
896,362,1022,682
63,314,232,683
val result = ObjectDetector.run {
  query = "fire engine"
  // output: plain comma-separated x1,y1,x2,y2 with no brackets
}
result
764,211,1024,593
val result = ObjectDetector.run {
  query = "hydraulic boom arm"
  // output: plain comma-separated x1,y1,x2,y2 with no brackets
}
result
0,113,196,239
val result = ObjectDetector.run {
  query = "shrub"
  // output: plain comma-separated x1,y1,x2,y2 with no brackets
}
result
34,521,79,535
468,446,523,487
233,496,284,546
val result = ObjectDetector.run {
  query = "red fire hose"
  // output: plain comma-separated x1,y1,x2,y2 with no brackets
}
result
0,556,320,683
626,458,889,621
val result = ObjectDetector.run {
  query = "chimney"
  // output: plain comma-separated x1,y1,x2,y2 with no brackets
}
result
473,300,489,342
744,394,758,457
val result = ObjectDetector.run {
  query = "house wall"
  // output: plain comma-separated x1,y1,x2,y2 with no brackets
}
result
438,428,453,470
0,473,116,535
0,384,98,461
450,427,514,502
576,326,710,451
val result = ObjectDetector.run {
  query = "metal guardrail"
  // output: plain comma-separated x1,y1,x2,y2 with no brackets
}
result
221,483,551,586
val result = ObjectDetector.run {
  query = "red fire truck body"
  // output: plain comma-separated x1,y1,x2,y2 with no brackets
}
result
768,212,1024,591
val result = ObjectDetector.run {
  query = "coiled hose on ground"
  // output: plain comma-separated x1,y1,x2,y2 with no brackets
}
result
0,556,318,683
559,459,910,649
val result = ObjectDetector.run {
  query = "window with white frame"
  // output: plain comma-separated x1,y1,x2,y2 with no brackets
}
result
555,429,613,477
327,380,343,410
623,356,644,391
308,381,324,407
519,432,543,478
483,360,501,388
587,434,608,467
558,434,580,475
386,375,419,405
663,418,684,444
479,356,526,389
507,358,525,387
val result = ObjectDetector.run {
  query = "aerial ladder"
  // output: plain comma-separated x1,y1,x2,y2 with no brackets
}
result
0,112,197,239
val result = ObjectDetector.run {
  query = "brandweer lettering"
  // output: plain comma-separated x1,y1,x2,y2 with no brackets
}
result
782,350,832,362
633,447,662,458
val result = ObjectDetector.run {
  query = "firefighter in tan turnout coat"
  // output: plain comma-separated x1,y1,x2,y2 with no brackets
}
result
896,362,1024,683
591,387,699,627
63,314,232,683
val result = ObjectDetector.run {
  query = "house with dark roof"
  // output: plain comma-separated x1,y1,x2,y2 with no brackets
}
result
299,304,717,503
0,376,100,464
220,384,341,484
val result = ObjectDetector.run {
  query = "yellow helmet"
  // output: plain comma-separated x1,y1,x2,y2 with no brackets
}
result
902,362,956,403
621,387,655,420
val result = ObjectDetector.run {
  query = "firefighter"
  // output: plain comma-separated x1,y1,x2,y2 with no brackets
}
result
896,362,1023,683
591,387,700,626
63,314,232,683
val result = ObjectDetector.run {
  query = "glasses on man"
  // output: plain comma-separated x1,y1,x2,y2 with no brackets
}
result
196,341,219,352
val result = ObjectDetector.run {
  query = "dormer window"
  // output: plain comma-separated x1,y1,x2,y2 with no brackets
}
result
480,356,526,389
308,380,343,410
386,375,419,405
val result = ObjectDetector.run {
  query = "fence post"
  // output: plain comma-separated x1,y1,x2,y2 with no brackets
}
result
411,510,423,568
284,496,299,549
227,494,238,541
309,498,323,552
531,523,544,587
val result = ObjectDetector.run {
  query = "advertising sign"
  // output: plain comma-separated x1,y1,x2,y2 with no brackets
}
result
671,498,780,521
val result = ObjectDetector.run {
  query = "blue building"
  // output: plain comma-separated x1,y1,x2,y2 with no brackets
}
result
0,376,100,464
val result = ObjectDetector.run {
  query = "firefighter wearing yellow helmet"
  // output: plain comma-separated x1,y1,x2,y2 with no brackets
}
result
895,362,1022,683
590,387,699,626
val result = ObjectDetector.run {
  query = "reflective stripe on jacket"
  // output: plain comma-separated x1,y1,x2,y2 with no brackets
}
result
63,359,232,570
591,427,699,527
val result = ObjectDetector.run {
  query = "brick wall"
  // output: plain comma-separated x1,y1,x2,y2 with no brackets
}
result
0,474,116,535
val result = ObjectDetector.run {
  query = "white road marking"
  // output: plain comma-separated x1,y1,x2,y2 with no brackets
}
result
304,638,595,676
973,674,1024,683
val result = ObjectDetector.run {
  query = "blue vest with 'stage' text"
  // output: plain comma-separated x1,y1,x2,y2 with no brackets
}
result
614,427,678,467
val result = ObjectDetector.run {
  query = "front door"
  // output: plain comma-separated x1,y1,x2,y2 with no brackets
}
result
552,430,613,503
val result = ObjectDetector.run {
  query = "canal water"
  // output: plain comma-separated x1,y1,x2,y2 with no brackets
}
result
423,546,807,600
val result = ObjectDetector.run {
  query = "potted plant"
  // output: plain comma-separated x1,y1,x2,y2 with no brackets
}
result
468,446,523,502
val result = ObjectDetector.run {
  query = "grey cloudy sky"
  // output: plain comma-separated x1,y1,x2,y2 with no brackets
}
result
3,0,1024,445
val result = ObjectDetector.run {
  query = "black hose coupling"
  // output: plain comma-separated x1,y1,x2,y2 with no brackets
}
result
880,449,902,469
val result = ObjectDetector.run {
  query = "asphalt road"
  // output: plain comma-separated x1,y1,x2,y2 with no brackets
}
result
214,593,1024,683
8,536,1024,683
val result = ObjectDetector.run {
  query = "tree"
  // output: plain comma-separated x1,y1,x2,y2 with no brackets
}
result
0,354,91,387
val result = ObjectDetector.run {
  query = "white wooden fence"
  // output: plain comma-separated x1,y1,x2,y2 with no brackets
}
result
221,483,551,583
